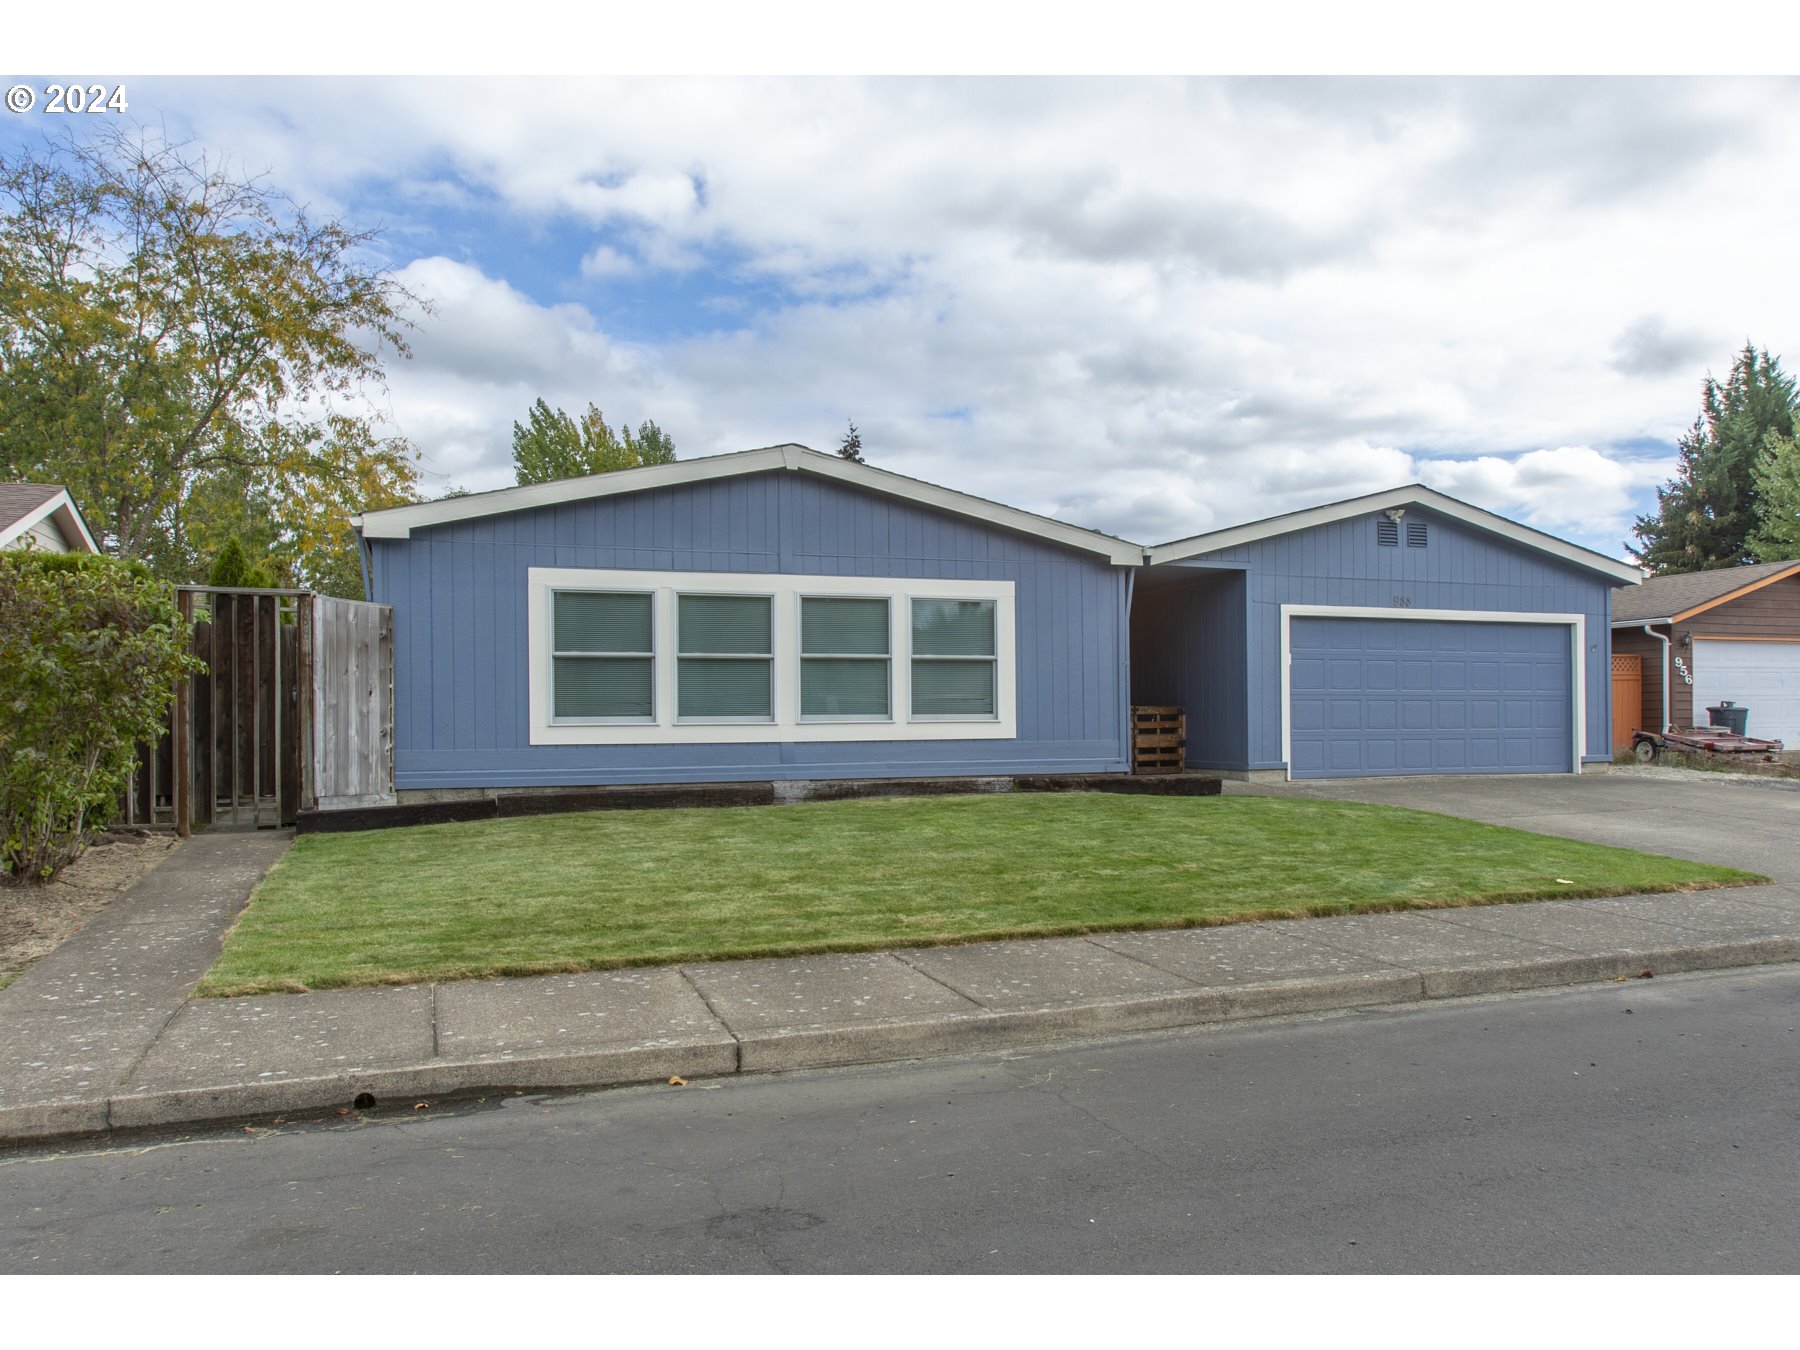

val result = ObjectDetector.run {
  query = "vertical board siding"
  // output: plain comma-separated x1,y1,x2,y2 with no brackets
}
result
369,471,1128,787
1146,506,1621,770
311,596,395,806
1130,570,1249,769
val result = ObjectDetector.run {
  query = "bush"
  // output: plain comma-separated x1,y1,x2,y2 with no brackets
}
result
0,551,202,884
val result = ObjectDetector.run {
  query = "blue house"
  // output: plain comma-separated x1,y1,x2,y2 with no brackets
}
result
1133,486,1640,779
355,445,1142,792
354,449,1640,794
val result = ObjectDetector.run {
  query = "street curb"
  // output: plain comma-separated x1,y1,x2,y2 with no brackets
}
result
4,940,1798,1147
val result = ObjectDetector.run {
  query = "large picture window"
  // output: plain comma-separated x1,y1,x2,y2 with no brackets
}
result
552,591,653,720
530,569,1015,745
801,597,891,718
678,594,773,719
911,599,997,718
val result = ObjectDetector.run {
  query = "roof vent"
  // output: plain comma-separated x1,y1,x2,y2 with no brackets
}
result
1407,521,1429,548
1377,519,1399,547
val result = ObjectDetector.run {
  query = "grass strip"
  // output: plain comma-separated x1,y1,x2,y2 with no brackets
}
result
198,794,1761,996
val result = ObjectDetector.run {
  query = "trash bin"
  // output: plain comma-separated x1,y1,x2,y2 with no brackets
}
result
1707,702,1749,735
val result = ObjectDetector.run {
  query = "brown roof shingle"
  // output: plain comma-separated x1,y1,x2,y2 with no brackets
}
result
1612,559,1800,624
0,482,64,533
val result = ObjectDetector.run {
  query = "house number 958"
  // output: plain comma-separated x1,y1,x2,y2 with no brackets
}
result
1391,595,1413,607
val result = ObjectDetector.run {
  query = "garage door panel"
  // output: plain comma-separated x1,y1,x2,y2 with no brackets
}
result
1691,641,1800,746
1291,617,1572,778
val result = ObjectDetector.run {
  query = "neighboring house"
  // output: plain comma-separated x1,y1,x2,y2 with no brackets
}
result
352,451,1639,793
0,483,98,555
1133,486,1640,780
1611,560,1800,747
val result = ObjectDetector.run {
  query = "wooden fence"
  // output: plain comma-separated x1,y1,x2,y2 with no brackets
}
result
120,587,394,831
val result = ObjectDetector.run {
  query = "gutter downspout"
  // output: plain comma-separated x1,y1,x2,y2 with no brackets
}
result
1642,623,1670,734
358,531,373,603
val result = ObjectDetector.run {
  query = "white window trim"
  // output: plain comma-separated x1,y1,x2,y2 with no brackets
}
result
529,567,1017,745
1278,604,1588,782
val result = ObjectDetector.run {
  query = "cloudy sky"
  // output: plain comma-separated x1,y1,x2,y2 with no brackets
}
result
7,62,1800,558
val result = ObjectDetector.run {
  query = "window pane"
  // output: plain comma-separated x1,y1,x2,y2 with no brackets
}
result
912,659,995,716
679,658,772,718
554,657,652,718
802,597,889,655
912,599,995,656
556,592,651,653
802,659,889,717
679,594,771,654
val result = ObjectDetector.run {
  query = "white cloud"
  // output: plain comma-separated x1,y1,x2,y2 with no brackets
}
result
142,76,1800,553
1419,445,1677,552
579,245,636,279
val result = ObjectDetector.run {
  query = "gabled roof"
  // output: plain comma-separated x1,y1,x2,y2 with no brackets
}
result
1145,483,1644,583
1610,558,1800,625
0,483,99,553
354,443,1146,566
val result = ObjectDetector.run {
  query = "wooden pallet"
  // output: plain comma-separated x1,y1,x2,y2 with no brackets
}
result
1131,705,1186,775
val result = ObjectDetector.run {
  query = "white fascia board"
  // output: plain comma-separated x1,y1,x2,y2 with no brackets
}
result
0,489,98,553
1148,484,1643,584
355,444,1145,566
355,447,791,539
1611,617,1674,628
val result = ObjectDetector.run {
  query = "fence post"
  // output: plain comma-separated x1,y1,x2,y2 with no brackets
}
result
173,589,193,838
296,592,316,813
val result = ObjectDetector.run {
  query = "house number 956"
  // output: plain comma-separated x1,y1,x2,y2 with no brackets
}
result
1391,595,1413,608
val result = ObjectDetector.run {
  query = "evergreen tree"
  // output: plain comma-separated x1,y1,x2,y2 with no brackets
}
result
837,419,865,464
206,535,276,589
511,399,676,484
1747,429,1800,563
1631,345,1798,573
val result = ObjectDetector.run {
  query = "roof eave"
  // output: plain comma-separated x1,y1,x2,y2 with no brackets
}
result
1667,561,1800,622
0,489,98,554
1146,484,1643,584
355,445,1146,566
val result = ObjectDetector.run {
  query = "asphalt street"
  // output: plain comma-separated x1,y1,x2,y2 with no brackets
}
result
6,960,1798,1274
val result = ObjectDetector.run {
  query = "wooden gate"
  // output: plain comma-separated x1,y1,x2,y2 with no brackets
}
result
118,587,394,831
305,595,395,811
1611,652,1643,752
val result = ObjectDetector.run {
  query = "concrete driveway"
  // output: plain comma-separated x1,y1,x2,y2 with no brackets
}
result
1230,767,1800,884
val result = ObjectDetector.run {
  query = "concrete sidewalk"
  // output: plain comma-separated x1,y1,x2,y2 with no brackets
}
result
5,807,1800,1145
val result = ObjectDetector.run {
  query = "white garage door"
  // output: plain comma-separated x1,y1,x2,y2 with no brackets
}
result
1692,640,1800,746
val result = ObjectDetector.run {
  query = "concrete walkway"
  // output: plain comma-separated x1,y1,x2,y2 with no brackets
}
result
5,775,1800,1145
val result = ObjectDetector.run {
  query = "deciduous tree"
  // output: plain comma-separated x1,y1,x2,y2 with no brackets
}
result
511,399,677,483
0,128,421,594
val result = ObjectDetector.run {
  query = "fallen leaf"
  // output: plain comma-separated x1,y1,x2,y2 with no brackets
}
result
668,1076,687,1086
1638,970,1655,979
413,1102,430,1110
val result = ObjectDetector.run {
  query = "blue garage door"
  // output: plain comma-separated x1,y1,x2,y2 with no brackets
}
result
1289,617,1573,778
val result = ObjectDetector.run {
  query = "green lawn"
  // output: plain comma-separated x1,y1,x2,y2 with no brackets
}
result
198,794,1761,997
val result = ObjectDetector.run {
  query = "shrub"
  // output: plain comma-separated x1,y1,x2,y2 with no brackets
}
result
0,551,202,884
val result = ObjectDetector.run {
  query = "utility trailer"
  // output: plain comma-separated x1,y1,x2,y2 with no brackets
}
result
1630,727,1786,763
